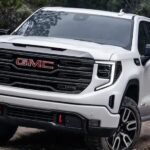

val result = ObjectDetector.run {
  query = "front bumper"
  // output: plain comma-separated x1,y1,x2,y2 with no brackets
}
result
0,94,120,137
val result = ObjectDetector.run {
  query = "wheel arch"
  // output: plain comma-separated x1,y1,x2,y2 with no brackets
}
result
120,79,140,109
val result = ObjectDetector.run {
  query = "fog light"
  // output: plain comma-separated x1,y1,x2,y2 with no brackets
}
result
88,120,100,128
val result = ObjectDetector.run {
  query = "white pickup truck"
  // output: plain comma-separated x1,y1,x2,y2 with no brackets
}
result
0,7,150,150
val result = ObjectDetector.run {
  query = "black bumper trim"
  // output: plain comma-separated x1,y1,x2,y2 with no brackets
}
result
0,104,117,137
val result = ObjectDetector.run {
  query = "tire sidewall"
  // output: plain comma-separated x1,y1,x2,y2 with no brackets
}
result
101,97,141,150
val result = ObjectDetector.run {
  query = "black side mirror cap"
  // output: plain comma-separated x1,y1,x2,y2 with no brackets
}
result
0,29,10,35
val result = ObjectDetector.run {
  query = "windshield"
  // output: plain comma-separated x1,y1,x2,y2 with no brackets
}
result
13,10,133,50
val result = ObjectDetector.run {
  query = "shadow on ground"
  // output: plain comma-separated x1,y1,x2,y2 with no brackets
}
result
5,129,85,150
1,122,150,150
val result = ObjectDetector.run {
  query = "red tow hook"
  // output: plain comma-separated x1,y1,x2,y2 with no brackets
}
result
58,114,63,124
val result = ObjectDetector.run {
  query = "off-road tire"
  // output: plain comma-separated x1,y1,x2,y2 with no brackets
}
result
85,97,141,150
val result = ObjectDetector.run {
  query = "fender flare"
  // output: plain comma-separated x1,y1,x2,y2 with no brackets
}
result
119,79,139,111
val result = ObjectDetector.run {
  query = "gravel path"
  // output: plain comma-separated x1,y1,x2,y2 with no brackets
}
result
0,122,150,150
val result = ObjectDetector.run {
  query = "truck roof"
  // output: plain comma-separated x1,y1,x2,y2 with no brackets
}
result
42,7,136,20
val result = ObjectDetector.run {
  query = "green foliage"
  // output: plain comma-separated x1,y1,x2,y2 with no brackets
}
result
0,0,22,9
24,0,51,8
0,0,27,31
1,0,150,31
138,0,150,16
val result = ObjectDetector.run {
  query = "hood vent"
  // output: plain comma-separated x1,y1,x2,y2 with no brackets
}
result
13,43,66,51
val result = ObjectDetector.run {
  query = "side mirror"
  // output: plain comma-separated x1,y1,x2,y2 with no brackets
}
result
141,44,150,65
0,29,10,35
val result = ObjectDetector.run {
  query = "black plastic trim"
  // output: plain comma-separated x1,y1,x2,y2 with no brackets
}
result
13,43,66,51
120,79,139,111
0,104,117,137
134,58,141,66
88,127,117,137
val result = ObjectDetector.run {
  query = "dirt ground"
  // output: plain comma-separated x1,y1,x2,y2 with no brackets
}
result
0,122,150,150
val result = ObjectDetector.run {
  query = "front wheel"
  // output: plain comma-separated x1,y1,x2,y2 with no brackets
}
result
85,97,141,150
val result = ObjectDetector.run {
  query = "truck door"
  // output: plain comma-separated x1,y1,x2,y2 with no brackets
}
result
139,21,150,119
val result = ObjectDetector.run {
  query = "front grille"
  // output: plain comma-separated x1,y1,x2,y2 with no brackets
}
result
0,49,94,94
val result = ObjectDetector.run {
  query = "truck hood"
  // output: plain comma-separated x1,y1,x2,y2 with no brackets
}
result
0,35,130,60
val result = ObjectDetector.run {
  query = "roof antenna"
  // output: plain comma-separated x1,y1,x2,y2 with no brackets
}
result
119,9,125,16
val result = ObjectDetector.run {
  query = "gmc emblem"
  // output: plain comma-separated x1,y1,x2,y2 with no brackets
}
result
16,58,55,70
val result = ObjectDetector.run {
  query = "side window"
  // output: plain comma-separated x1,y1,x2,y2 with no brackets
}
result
146,22,150,39
138,22,149,55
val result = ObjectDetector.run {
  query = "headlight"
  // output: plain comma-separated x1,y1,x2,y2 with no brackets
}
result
96,61,122,91
97,63,112,79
